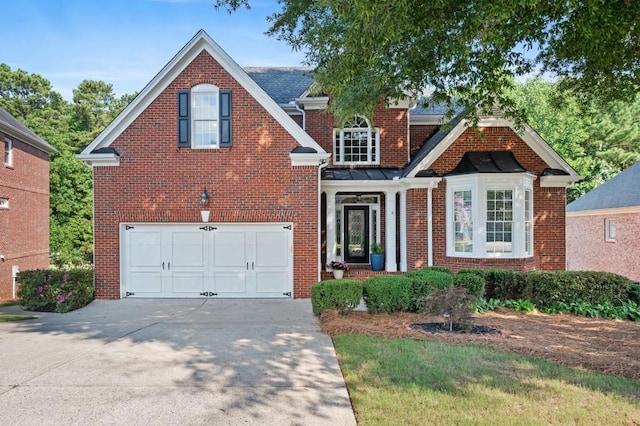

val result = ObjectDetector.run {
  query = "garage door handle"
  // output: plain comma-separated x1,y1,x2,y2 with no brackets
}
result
168,262,170,270
162,262,164,270
246,262,249,270
252,262,254,270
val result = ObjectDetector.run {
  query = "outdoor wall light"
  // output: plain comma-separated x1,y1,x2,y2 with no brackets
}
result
200,188,209,206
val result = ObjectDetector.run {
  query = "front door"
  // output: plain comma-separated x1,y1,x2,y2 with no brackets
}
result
343,206,369,263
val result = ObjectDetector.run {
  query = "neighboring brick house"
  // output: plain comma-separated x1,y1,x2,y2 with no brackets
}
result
79,30,581,299
0,107,56,300
567,162,640,282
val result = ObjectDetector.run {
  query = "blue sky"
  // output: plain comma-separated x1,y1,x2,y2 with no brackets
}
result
2,0,304,100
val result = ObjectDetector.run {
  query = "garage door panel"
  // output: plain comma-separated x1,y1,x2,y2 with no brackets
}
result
129,232,162,267
255,232,289,267
130,272,162,294
214,232,246,267
213,272,247,294
171,272,206,294
171,232,205,267
255,272,288,294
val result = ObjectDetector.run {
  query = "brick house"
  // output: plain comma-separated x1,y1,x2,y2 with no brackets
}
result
567,162,640,281
79,30,581,299
0,107,56,300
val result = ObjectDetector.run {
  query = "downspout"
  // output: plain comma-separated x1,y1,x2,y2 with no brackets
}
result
294,102,306,130
317,159,328,282
427,183,434,267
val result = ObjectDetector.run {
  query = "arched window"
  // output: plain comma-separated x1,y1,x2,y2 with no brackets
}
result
333,116,379,165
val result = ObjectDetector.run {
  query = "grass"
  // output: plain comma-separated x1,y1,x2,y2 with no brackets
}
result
0,314,37,322
333,335,640,425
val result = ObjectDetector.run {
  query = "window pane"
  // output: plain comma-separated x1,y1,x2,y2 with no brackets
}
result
333,117,377,164
194,120,218,146
453,190,473,252
486,190,513,253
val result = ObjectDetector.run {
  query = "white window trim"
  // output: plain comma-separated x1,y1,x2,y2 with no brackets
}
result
605,218,617,242
333,116,380,165
445,173,535,259
4,138,12,166
191,83,219,149
0,198,8,209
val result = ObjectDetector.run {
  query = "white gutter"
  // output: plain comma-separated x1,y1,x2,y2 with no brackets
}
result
427,183,435,267
317,158,329,282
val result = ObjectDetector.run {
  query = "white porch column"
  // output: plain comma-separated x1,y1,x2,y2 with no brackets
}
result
326,190,337,266
427,185,434,267
384,190,398,272
399,189,408,272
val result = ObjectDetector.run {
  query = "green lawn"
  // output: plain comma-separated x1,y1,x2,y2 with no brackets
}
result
333,335,640,425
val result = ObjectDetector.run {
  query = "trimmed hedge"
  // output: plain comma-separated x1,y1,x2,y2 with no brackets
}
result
424,265,453,275
17,269,94,313
363,275,412,314
403,269,454,312
311,279,363,316
454,272,486,299
629,283,640,304
487,268,526,300
525,270,631,308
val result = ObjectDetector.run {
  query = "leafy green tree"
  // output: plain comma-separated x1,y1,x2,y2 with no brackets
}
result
217,0,639,123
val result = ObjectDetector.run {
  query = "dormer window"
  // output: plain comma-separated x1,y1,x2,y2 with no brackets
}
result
333,116,379,165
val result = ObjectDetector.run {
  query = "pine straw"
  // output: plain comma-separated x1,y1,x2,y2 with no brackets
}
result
320,308,640,380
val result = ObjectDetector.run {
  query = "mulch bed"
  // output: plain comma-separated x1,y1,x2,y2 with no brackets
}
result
319,308,640,380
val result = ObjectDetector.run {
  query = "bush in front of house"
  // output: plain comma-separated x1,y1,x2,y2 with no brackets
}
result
424,265,453,275
525,270,631,308
17,269,94,313
404,269,454,312
454,272,486,299
487,268,526,300
363,275,413,314
311,279,363,316
628,283,640,304
423,286,477,331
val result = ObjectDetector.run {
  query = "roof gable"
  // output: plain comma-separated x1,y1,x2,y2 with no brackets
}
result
80,30,325,158
403,116,581,184
0,107,56,154
567,161,640,212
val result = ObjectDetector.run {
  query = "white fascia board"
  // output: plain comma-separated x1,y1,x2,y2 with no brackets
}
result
290,152,331,166
297,96,329,110
410,115,446,126
321,177,441,192
81,30,325,157
540,175,584,187
399,177,442,189
76,153,120,167
567,206,640,217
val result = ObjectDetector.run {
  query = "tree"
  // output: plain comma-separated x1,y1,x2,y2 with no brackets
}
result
510,78,640,202
217,0,639,123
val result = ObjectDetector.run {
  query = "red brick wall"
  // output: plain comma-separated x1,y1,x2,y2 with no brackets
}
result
306,105,409,168
567,212,640,281
405,126,567,273
409,124,440,157
92,51,319,299
0,133,51,300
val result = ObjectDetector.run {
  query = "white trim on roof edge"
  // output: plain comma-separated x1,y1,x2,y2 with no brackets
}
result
405,116,582,184
567,205,640,217
79,30,325,161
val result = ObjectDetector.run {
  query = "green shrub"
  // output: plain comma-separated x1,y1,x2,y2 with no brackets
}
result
457,268,488,279
424,265,453,275
311,279,363,316
473,297,503,313
454,272,486,299
404,269,454,312
502,299,537,312
488,268,526,300
423,286,477,331
525,270,631,308
363,275,412,314
628,283,640,304
17,269,94,313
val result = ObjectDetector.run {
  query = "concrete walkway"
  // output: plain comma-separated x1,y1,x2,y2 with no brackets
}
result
0,299,356,425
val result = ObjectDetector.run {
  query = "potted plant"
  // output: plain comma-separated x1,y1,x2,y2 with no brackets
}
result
370,242,384,271
327,260,349,279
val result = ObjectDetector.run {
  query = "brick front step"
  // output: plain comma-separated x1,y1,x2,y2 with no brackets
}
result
321,268,403,281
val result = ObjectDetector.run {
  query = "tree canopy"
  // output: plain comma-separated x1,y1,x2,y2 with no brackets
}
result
217,0,639,123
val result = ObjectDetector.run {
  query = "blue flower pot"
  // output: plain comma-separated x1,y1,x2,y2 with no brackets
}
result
370,253,384,271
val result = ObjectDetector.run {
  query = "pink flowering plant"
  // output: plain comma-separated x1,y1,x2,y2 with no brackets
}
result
328,260,349,271
17,269,94,313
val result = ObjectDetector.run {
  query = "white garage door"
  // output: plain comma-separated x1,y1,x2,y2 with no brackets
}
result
121,223,293,298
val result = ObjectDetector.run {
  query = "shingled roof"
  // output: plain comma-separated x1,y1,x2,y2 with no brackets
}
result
0,107,56,154
567,162,640,212
244,67,314,104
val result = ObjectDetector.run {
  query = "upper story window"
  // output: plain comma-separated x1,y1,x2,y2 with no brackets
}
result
446,174,535,259
333,116,379,165
3,138,12,166
177,84,232,149
0,198,8,209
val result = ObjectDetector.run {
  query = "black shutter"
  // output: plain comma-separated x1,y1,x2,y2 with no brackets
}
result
177,91,190,147
219,90,232,147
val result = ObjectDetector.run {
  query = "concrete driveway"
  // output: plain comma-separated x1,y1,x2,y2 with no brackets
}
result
0,299,356,425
